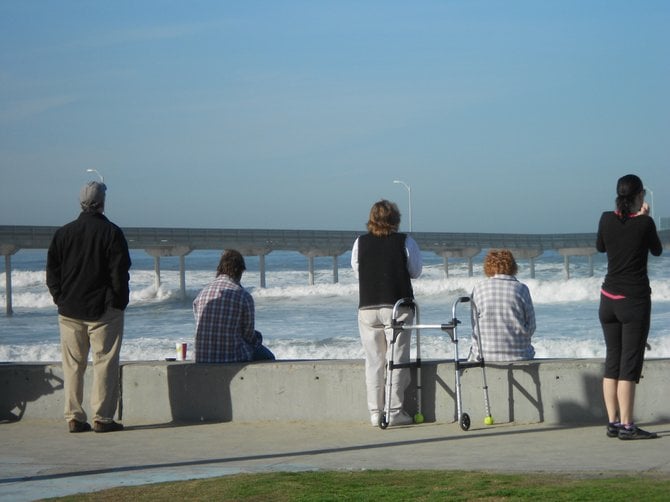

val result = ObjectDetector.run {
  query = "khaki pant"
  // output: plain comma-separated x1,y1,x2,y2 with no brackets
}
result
358,306,413,417
59,308,124,423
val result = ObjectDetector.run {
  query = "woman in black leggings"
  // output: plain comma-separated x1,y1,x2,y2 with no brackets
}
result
596,174,662,440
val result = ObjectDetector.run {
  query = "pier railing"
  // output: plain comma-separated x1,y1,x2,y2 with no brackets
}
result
0,225,611,252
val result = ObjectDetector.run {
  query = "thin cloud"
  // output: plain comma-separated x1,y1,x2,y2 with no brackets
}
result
95,23,203,46
0,95,76,123
62,21,218,52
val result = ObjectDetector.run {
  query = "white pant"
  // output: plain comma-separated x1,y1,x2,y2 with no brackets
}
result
358,306,413,416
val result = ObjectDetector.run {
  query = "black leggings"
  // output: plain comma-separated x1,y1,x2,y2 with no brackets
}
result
599,294,651,383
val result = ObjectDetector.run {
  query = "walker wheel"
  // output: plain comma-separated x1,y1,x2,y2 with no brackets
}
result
379,415,389,430
460,413,471,431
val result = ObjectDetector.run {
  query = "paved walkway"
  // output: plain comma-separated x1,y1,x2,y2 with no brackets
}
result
1,419,669,500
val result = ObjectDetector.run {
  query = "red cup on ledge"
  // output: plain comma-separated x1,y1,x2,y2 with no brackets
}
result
176,342,187,361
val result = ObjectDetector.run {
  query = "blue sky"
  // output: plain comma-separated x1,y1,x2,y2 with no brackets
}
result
1,1,669,233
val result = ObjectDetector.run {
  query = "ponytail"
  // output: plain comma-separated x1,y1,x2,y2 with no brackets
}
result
615,174,644,222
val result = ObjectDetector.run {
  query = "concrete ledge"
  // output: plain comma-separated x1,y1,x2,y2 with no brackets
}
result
2,359,670,425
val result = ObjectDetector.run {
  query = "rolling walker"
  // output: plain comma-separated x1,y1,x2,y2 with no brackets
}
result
380,296,493,431
379,298,424,429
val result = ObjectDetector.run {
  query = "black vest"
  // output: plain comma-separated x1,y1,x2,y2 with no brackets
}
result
357,232,414,309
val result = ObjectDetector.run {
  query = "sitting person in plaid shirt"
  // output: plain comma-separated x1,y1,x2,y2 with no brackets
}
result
468,249,536,362
193,249,275,363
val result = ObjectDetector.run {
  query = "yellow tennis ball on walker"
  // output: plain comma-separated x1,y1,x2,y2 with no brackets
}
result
484,416,494,426
414,413,425,424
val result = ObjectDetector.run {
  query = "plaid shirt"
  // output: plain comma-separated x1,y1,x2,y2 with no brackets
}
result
193,274,259,363
469,275,536,361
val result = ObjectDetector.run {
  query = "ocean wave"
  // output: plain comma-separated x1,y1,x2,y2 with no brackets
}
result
130,261,670,304
4,273,670,311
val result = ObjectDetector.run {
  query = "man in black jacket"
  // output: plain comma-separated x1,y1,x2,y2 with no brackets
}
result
47,180,131,433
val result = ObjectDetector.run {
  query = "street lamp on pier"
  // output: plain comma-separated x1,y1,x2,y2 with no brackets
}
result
393,179,412,233
86,169,105,183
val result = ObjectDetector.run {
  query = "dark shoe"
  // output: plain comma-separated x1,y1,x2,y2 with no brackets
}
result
618,424,658,440
93,420,124,433
606,422,622,438
68,420,92,433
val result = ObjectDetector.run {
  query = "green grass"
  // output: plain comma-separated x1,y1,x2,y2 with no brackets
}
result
44,470,670,501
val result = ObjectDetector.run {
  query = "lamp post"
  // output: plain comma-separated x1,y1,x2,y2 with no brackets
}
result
645,187,654,220
393,179,412,233
86,168,105,183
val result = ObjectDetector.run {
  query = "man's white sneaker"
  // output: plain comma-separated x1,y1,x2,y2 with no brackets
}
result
370,412,380,427
389,410,413,426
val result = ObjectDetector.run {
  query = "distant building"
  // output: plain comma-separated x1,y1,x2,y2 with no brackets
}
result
660,217,670,231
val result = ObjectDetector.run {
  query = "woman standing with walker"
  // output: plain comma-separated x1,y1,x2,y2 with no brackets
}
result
597,174,662,440
352,200,422,427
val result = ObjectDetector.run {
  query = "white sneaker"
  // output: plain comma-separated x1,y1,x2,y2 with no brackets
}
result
389,410,413,426
370,412,380,427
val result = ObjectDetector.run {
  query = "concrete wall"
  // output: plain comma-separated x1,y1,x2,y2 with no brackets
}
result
2,359,670,426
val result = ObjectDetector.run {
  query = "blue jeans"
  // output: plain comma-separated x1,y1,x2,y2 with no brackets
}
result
253,344,275,361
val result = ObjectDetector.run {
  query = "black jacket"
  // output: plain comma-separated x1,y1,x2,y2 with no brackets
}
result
46,211,131,320
596,211,662,298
